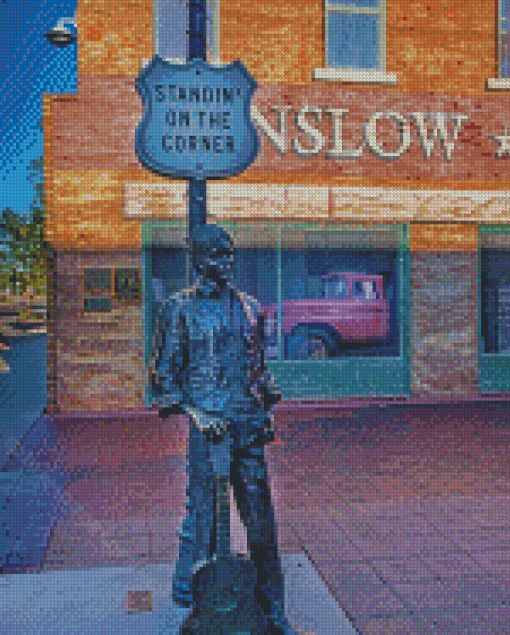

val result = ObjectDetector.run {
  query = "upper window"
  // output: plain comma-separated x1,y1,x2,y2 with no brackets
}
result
325,0,385,70
499,0,509,78
155,0,219,63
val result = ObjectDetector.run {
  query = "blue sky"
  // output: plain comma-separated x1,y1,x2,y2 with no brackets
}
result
0,0,77,219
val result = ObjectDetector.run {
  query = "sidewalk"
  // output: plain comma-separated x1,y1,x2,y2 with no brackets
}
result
0,554,355,634
1,402,509,633
269,402,510,633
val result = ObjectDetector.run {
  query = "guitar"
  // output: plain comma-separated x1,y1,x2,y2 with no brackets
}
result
181,472,266,634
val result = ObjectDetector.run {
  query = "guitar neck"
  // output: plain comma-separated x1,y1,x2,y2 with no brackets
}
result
214,474,232,558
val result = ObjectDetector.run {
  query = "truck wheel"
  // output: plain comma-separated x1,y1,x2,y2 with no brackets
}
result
286,326,336,360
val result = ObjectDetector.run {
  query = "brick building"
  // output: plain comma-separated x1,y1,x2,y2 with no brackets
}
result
43,0,510,415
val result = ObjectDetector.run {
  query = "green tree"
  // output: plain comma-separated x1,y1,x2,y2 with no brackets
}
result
26,156,48,296
0,156,48,297
0,207,27,296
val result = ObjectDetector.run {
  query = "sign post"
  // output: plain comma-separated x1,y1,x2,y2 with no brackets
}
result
188,0,208,238
135,0,259,273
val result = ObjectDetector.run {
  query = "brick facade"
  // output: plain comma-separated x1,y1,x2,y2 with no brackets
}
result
47,251,144,413
410,250,479,396
43,0,510,413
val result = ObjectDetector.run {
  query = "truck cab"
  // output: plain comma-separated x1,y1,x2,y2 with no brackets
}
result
264,272,390,359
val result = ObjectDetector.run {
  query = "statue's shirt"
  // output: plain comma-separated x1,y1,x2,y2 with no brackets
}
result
150,281,281,448
186,292,258,418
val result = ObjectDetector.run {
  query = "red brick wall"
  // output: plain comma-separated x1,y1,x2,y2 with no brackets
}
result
46,251,145,414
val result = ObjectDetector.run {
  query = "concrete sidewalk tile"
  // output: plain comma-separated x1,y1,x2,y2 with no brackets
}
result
445,496,503,515
388,531,455,557
313,560,406,622
145,529,178,562
365,500,432,518
392,580,461,612
449,528,510,551
491,569,510,606
467,507,510,529
283,553,358,634
101,534,153,563
379,516,436,536
346,536,400,560
474,604,510,632
497,576,510,597
416,608,493,633
433,514,482,533
323,561,383,582
292,514,364,563
369,556,436,583
277,524,303,554
349,530,452,561
437,575,509,609
418,551,488,579
427,606,510,634
357,615,428,635
341,585,406,623
393,575,508,613
469,548,510,577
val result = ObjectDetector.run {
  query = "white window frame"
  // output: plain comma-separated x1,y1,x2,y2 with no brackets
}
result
141,0,220,70
488,0,510,89
314,0,397,84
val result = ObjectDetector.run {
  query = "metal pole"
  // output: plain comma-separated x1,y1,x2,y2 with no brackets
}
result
188,0,208,240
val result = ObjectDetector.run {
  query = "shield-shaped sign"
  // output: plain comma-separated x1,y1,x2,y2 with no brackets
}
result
135,56,259,179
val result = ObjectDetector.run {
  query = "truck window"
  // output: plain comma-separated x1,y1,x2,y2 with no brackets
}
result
323,277,349,299
353,280,379,300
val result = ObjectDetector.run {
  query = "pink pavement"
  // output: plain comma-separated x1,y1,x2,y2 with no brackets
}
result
20,402,510,633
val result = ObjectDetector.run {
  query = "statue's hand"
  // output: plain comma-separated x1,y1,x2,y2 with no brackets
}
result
185,408,229,442
158,404,185,418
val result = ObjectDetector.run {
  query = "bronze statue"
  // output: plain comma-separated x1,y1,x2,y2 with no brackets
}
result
150,224,298,634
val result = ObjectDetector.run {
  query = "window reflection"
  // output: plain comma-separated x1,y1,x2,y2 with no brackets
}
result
281,231,399,360
149,224,401,363
323,276,349,299
481,249,510,354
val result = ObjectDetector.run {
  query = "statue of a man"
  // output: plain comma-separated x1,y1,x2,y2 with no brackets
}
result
150,224,298,634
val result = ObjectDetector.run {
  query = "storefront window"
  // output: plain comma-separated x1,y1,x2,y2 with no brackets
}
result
146,221,409,400
479,228,510,393
280,228,399,360
480,249,510,354
84,268,110,293
230,224,278,360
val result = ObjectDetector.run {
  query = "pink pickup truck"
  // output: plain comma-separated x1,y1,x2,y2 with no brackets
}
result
264,271,390,359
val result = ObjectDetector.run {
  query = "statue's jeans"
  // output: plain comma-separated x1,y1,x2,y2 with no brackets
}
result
172,416,285,618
